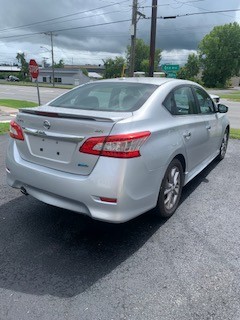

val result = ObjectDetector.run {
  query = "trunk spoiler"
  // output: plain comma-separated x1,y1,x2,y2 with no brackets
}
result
19,107,132,123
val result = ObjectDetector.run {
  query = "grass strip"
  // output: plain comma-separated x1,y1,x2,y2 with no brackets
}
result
0,81,73,89
230,128,240,139
0,99,38,109
219,93,240,102
0,122,9,135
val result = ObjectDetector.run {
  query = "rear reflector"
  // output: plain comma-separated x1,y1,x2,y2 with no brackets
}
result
9,120,24,141
99,197,117,203
80,131,151,158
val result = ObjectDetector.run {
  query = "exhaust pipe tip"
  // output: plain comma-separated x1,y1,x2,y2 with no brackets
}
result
20,187,28,196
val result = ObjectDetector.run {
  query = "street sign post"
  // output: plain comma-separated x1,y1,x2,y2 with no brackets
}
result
29,59,41,105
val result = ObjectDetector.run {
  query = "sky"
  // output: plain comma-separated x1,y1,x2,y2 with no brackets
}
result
0,0,239,68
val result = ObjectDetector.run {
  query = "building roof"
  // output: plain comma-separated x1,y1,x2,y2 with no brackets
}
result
39,68,83,75
0,66,21,72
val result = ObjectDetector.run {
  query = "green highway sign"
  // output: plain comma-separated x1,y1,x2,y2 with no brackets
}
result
167,72,177,78
161,64,180,72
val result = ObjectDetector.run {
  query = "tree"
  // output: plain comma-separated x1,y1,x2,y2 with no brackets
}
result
54,59,64,68
126,38,161,73
177,53,200,80
81,68,88,77
16,52,29,80
103,56,125,79
198,22,240,87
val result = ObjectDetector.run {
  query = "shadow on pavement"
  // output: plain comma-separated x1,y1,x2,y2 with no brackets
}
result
0,196,163,298
0,157,220,298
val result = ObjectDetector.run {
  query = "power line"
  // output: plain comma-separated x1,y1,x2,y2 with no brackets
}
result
156,8,240,19
0,1,130,34
182,2,235,19
0,19,132,40
139,0,203,8
15,9,131,31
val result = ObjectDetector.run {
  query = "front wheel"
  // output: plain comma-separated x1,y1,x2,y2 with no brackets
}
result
217,129,229,161
155,159,183,219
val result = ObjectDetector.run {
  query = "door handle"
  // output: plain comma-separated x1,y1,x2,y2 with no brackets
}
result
183,131,191,138
206,125,211,130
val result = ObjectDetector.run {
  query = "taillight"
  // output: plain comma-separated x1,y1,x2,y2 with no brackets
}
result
9,120,24,141
80,131,150,158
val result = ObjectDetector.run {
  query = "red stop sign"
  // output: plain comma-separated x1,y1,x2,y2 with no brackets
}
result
29,59,39,79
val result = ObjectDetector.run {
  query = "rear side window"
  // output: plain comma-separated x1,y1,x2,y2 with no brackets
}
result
193,87,215,114
50,82,158,112
163,86,197,115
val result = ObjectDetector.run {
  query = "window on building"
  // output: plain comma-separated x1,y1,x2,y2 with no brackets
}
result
54,78,62,83
43,77,47,82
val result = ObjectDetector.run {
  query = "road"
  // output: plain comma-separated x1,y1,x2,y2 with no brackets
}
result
0,84,239,128
1,134,240,320
209,88,240,129
0,84,68,105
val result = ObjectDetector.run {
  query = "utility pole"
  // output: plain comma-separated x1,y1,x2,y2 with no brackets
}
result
129,0,138,77
44,31,55,87
50,32,55,87
149,0,158,77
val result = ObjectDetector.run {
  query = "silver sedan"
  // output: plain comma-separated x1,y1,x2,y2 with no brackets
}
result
6,78,229,223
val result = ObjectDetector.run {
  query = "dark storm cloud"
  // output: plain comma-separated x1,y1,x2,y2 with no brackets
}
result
0,0,239,63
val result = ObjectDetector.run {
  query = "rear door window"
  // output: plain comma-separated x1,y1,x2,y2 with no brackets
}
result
164,86,198,115
193,87,215,114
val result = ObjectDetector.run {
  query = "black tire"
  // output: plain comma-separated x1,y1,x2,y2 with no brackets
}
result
156,158,183,219
217,128,229,161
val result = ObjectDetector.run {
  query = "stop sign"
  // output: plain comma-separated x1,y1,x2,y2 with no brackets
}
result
29,59,39,79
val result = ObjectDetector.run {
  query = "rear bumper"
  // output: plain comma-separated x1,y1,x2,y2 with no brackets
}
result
6,140,164,223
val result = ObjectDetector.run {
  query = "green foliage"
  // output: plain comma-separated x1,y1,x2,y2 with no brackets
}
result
177,53,199,80
230,128,240,139
16,52,29,80
140,59,149,75
0,99,38,108
0,72,7,79
81,68,88,77
0,123,9,135
0,72,21,80
103,56,126,79
199,22,240,88
126,38,161,73
54,59,64,68
219,92,240,102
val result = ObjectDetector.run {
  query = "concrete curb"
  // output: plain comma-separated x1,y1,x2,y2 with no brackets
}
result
0,106,18,123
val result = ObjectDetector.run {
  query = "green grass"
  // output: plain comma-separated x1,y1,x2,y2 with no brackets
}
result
0,99,38,109
230,128,240,139
219,92,240,102
0,122,9,135
0,81,74,89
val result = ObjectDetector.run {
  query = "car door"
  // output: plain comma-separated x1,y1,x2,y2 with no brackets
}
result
169,86,210,173
192,86,222,155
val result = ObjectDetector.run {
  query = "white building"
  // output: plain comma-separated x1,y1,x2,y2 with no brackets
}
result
36,68,90,85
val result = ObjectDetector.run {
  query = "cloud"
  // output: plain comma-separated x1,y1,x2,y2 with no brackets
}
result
0,0,239,65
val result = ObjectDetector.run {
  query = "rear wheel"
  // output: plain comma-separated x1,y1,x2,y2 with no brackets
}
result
156,159,183,219
217,129,229,160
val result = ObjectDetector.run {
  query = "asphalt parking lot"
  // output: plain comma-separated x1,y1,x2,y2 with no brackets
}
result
0,135,240,320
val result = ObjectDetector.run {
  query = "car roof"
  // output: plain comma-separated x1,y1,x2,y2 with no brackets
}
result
93,77,196,87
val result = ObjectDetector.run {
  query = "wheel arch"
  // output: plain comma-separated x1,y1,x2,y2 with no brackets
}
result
174,154,186,174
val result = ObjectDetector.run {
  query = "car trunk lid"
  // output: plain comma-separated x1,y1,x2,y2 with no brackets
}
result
14,106,132,175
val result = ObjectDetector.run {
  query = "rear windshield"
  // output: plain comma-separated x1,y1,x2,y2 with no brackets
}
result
50,82,158,112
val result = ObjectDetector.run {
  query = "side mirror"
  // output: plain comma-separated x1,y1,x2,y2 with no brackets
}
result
217,104,228,113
